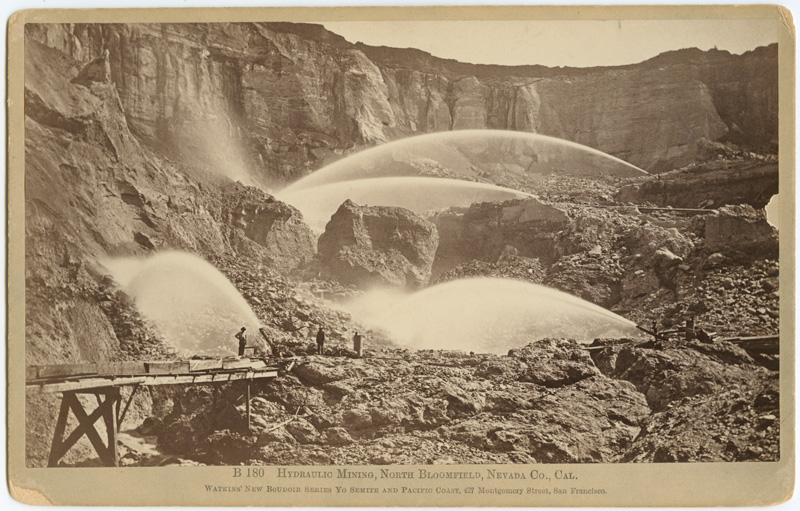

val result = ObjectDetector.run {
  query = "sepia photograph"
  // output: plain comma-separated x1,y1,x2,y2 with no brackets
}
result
7,4,794,507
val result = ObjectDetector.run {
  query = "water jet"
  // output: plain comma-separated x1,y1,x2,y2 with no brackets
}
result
341,277,645,354
102,251,262,356
283,129,648,194
279,176,530,232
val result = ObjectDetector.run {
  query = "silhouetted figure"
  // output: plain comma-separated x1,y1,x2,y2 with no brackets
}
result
235,327,248,357
353,331,363,358
316,327,325,356
684,318,696,342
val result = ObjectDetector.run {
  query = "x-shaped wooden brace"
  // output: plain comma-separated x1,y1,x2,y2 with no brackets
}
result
212,381,253,432
48,387,120,467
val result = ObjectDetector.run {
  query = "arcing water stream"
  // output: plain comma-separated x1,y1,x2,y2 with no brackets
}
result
279,176,530,233
277,129,647,233
282,129,648,194
341,278,645,354
102,251,263,356
104,131,649,356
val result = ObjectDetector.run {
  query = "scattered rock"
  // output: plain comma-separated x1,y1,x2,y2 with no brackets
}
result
134,231,156,250
325,427,354,446
71,49,111,86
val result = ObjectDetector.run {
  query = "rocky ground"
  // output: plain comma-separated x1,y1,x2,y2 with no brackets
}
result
119,336,777,466
33,166,780,467
29,179,781,467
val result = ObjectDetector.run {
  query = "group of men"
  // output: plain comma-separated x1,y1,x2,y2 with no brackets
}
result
234,325,364,357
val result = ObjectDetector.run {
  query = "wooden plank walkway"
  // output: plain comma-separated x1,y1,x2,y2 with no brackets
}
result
27,368,279,394
26,358,278,394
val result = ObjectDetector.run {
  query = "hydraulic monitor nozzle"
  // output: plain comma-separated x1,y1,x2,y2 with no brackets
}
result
636,323,664,341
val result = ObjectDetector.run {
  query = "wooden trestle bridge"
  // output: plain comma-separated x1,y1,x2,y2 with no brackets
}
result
26,358,283,467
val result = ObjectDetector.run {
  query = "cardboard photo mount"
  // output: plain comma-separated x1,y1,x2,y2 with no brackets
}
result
6,4,796,507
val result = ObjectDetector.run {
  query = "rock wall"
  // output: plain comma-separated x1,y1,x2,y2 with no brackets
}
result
24,38,316,366
24,36,322,465
220,183,316,273
703,205,779,258
26,23,778,183
432,198,570,278
618,161,779,209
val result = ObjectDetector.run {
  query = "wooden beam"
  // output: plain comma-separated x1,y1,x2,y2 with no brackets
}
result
189,359,223,372
116,384,140,429
50,394,109,464
69,392,116,467
222,359,255,370
145,361,191,374
47,398,71,467
245,381,251,432
27,369,278,394
102,388,120,467
96,362,147,376
36,364,98,379
48,390,121,467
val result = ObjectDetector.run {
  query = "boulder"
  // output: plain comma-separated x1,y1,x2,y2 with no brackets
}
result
257,426,297,447
436,255,546,286
369,397,414,427
222,183,316,273
285,418,321,444
440,383,485,418
325,427,355,446
509,338,601,387
654,248,683,267
622,377,779,463
544,253,622,307
593,340,766,411
342,408,374,430
317,200,439,289
704,204,778,258
71,49,111,86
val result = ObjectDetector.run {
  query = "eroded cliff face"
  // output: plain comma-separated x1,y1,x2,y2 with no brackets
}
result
24,38,316,366
26,23,777,184
618,160,779,209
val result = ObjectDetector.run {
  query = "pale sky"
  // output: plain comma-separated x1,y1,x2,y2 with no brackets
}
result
321,19,778,68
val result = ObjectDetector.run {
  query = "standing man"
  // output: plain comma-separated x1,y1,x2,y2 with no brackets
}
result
316,326,325,356
353,331,363,358
235,327,248,357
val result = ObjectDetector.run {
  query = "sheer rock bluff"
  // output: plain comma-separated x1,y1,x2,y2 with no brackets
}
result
26,23,777,181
